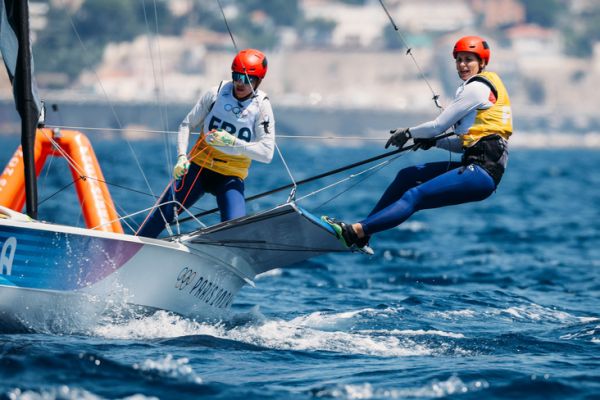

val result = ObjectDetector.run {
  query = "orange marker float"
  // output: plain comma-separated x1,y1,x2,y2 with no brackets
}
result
0,128,123,233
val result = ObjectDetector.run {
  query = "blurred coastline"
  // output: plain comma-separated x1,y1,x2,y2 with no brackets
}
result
0,97,598,149
1,0,599,147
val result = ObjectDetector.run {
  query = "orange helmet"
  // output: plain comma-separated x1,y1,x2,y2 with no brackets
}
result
453,36,490,64
231,49,268,79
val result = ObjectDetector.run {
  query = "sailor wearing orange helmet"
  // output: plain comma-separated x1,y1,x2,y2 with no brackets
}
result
323,36,513,252
138,49,275,238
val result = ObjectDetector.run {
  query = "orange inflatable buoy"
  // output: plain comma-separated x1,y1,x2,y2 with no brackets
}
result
0,128,123,233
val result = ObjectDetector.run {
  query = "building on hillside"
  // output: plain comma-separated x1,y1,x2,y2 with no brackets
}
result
594,42,600,72
301,0,388,48
393,0,474,33
469,0,525,29
77,35,215,102
505,24,562,59
29,2,49,42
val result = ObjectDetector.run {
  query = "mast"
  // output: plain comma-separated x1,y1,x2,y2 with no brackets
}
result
3,0,40,218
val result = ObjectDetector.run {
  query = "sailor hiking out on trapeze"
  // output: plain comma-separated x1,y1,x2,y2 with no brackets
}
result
322,35,513,253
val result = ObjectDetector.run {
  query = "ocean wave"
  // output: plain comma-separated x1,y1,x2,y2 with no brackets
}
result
89,308,470,357
498,304,579,323
223,319,433,357
380,329,465,339
428,309,477,319
312,375,489,399
91,310,221,340
288,307,402,331
133,354,203,384
4,386,107,400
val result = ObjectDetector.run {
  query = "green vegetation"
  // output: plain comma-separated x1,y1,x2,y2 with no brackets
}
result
238,0,300,27
31,0,600,86
521,0,564,27
521,0,600,58
34,0,172,84
562,4,600,57
299,18,337,47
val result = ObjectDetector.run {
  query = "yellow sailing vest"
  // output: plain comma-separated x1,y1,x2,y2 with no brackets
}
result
461,71,513,148
189,140,251,179
188,81,266,179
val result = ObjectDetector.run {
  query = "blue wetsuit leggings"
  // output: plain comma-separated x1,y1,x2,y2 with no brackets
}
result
360,161,496,236
137,162,245,238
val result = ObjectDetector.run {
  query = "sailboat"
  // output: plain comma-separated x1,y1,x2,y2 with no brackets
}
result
0,0,348,332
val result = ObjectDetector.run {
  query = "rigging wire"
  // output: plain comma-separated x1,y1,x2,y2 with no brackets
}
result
38,130,86,177
39,146,56,198
140,0,174,180
302,155,401,210
188,239,347,253
113,202,140,234
44,124,389,141
136,0,176,231
176,131,454,224
43,1,452,235
33,129,199,230
378,0,442,110
38,178,80,206
62,0,165,225
216,0,239,51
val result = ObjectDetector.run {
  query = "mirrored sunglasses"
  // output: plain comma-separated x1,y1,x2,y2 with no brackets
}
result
232,72,258,85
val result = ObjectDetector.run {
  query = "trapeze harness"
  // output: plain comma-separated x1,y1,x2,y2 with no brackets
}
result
357,71,513,236
459,71,512,185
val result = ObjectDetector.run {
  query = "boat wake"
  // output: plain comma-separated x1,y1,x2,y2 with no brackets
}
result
89,307,469,358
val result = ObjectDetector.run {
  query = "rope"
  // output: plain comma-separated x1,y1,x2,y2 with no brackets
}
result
134,135,215,236
44,124,391,141
216,0,239,51
94,201,205,233
114,202,140,234
141,0,174,181
176,138,214,214
176,131,455,224
38,178,81,206
378,0,442,110
39,130,86,178
39,130,121,226
64,1,165,226
298,156,401,208
275,143,297,201
188,239,347,253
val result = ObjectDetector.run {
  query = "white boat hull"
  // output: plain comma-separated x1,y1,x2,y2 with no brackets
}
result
0,203,345,331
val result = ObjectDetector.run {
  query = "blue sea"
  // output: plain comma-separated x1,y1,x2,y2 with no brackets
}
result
0,135,598,399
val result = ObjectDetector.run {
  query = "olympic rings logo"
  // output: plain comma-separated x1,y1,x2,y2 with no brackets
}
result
175,267,197,290
224,103,244,118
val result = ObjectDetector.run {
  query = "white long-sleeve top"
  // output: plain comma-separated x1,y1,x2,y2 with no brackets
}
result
409,80,493,153
177,82,275,163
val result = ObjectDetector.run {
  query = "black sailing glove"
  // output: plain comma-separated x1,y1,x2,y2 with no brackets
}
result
385,128,411,149
412,137,437,151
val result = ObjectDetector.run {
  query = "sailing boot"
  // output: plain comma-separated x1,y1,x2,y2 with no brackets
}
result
321,216,374,255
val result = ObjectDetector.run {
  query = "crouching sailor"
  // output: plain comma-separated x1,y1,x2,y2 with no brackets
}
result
137,49,275,238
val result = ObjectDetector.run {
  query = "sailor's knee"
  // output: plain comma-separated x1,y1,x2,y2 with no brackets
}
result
394,165,420,181
401,187,421,207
